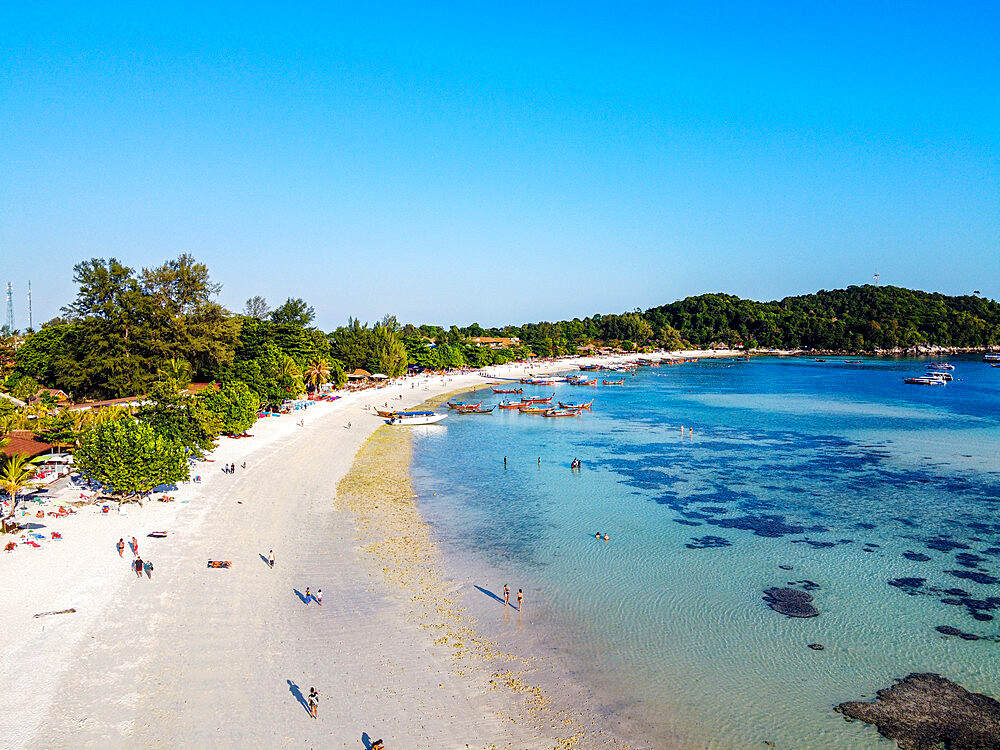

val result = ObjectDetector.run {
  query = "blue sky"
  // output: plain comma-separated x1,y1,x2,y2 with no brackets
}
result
2,3,998,330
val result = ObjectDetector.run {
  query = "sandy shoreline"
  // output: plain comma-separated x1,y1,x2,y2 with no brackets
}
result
0,352,728,749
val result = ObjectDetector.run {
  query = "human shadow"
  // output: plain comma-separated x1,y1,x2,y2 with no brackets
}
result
474,585,506,605
287,679,310,715
259,553,270,567
361,733,372,749
293,588,310,604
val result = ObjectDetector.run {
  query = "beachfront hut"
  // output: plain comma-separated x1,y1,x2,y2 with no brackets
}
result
347,369,372,380
1,430,55,460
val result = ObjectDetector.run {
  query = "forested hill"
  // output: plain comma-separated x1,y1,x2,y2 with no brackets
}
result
643,285,1000,351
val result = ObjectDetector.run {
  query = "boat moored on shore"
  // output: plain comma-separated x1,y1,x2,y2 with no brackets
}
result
386,411,448,425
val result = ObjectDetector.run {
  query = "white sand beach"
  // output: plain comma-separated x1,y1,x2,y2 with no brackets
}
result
0,353,730,749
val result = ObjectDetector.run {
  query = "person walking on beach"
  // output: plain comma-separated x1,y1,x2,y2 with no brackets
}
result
503,584,510,607
131,537,138,556
308,687,318,719
117,538,125,557
517,589,523,611
316,589,322,606
230,462,235,474
134,557,143,578
144,560,153,579
305,587,312,605
268,549,275,568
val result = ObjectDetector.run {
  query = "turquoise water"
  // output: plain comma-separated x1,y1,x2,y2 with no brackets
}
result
411,357,1000,748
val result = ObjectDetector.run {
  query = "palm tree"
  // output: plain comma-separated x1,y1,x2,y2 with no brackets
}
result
1,453,40,531
303,359,331,391
158,357,193,387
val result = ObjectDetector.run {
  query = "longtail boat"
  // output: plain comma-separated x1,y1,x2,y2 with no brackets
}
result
447,400,482,409
602,379,624,386
569,378,597,386
374,409,399,418
456,405,496,414
578,364,601,371
522,394,554,403
543,408,583,417
498,400,525,409
491,387,523,394
558,399,593,410
518,405,552,414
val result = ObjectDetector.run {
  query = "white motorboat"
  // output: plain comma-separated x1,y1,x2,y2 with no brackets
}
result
927,362,955,371
385,410,447,425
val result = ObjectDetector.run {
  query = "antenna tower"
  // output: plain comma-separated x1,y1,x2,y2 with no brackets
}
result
5,282,13,333
27,281,32,331
873,269,880,286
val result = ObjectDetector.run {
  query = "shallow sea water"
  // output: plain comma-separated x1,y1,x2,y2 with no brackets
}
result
411,356,1000,748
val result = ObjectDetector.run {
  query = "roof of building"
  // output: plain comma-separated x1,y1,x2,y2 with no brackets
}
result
347,369,373,379
66,395,147,411
2,431,54,459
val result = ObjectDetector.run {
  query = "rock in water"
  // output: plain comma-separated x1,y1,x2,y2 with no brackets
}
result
762,587,819,618
836,673,1000,750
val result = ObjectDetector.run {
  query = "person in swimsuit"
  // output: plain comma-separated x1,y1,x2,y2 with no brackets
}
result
517,589,523,611
131,537,138,556
305,587,311,605
117,538,125,557
134,557,143,578
503,584,509,607
308,687,318,719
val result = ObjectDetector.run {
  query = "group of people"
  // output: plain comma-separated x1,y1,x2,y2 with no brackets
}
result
304,586,323,606
118,536,153,579
221,462,245,474
502,584,524,611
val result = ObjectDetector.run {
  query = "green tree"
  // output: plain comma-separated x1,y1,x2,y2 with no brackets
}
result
270,298,315,327
138,379,221,455
74,416,188,500
1,453,40,531
202,381,260,435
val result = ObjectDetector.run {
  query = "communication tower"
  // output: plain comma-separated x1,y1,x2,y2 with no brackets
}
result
5,282,13,332
27,281,32,331
873,269,880,286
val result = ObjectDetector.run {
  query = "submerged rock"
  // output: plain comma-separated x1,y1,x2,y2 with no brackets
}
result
763,587,819,618
903,551,932,562
808,643,825,650
836,673,1000,750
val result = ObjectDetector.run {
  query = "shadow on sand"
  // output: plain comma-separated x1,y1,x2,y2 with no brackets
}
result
293,588,310,604
287,679,310,715
474,585,506,605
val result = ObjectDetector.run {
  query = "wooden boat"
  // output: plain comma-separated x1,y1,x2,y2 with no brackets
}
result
374,409,398,418
447,400,482,409
558,400,593,410
386,411,448,425
543,408,583,417
578,364,601,371
498,400,525,409
456,405,496,414
814,358,826,362
602,379,624,386
518,405,552,414
736,356,751,361
569,378,597,386
491,387,523,394
522,394,554,403
843,360,863,364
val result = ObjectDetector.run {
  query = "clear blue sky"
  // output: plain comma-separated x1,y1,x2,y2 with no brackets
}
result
2,3,998,330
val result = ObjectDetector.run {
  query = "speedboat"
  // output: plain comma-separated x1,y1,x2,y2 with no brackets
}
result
386,411,447,425
984,354,1000,362
927,371,953,381
903,376,946,386
927,362,955,371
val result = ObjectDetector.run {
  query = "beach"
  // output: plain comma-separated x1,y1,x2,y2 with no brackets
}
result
0,355,703,749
